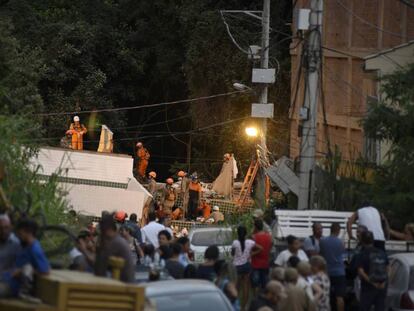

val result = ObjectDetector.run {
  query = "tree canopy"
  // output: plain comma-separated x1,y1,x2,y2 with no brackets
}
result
363,63,414,225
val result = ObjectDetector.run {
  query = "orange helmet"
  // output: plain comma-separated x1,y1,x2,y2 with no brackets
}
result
166,178,174,185
177,171,186,177
114,210,127,222
149,171,157,178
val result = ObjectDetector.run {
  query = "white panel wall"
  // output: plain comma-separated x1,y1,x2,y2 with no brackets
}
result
32,147,134,184
61,183,145,218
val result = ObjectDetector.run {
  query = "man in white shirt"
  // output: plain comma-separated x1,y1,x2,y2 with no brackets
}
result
141,212,165,248
347,204,389,250
275,235,308,267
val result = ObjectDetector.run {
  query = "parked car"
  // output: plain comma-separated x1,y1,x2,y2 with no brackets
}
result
188,226,233,263
386,253,414,310
144,279,233,311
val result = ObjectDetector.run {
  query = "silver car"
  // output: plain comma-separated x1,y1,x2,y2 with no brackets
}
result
188,227,233,263
386,253,414,310
144,279,233,311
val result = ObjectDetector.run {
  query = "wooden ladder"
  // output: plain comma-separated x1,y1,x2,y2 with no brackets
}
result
237,159,260,206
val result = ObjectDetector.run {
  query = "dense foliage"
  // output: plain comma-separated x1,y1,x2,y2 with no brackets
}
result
0,0,292,179
363,64,414,226
0,115,68,224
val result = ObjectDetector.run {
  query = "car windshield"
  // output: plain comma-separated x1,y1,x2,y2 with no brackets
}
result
409,266,414,290
151,292,230,311
191,230,232,246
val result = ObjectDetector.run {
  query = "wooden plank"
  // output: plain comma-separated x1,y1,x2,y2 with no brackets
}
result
0,300,55,311
68,292,135,302
67,300,133,309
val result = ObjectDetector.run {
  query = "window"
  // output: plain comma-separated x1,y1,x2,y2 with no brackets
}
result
389,260,407,291
191,230,232,246
409,266,414,290
152,292,231,311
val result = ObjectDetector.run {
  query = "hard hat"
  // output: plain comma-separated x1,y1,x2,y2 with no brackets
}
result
213,206,220,211
253,209,264,218
177,171,186,177
136,142,143,147
149,171,157,178
114,210,127,222
166,178,174,184
74,116,80,122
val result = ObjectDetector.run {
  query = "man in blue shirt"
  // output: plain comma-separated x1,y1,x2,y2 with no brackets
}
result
11,219,50,296
0,214,21,297
320,222,345,311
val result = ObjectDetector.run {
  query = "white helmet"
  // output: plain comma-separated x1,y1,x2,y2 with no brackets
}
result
73,116,80,122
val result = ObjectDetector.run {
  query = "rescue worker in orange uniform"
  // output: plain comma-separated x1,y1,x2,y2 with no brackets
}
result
162,178,176,217
188,174,202,220
148,171,157,195
177,171,190,218
66,116,87,150
136,142,150,178
197,198,212,219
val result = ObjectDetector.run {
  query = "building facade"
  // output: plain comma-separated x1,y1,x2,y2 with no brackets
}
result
289,0,414,165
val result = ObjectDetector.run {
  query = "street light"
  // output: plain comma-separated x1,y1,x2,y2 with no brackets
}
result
245,126,258,137
233,82,252,91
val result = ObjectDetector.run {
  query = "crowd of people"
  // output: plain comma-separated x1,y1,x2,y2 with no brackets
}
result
1,203,412,311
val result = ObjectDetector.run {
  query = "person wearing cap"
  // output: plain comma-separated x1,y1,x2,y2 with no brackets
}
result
188,174,202,220
206,206,224,224
114,210,127,224
252,209,271,233
136,142,150,179
66,115,87,150
162,178,176,217
148,171,157,195
177,171,190,217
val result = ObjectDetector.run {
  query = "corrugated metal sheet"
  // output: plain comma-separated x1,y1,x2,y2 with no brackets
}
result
32,147,133,184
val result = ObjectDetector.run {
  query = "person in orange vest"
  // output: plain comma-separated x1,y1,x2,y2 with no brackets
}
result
188,174,202,220
148,171,157,195
66,116,87,150
197,198,212,219
162,178,176,217
136,142,150,179
177,171,190,217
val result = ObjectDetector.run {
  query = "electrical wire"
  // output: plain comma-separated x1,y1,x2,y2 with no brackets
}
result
335,0,405,38
398,0,414,9
36,90,249,117
220,10,252,55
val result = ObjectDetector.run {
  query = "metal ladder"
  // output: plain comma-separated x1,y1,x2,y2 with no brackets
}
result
237,159,260,206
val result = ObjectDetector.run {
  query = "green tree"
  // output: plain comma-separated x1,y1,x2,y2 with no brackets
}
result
0,115,67,225
363,63,414,226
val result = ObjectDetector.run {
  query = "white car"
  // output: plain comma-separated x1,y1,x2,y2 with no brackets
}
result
188,227,233,263
386,253,414,310
144,279,233,311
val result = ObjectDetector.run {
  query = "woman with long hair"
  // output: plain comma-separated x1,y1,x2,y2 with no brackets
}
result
231,225,256,308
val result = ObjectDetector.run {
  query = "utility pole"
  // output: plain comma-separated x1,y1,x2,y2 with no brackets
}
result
298,0,323,210
255,0,271,207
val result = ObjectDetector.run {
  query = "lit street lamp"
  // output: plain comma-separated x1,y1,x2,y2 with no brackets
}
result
245,126,258,137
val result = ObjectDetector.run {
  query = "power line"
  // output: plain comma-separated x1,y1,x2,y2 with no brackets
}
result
28,116,251,143
335,0,405,38
398,0,414,9
36,90,249,117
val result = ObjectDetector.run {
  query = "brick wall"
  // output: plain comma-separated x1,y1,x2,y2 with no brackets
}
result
289,0,414,164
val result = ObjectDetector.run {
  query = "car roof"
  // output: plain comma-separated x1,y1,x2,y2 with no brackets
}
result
143,279,219,297
390,253,414,266
189,226,232,234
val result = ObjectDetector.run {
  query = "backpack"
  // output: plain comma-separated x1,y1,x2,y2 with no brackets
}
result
368,248,388,283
